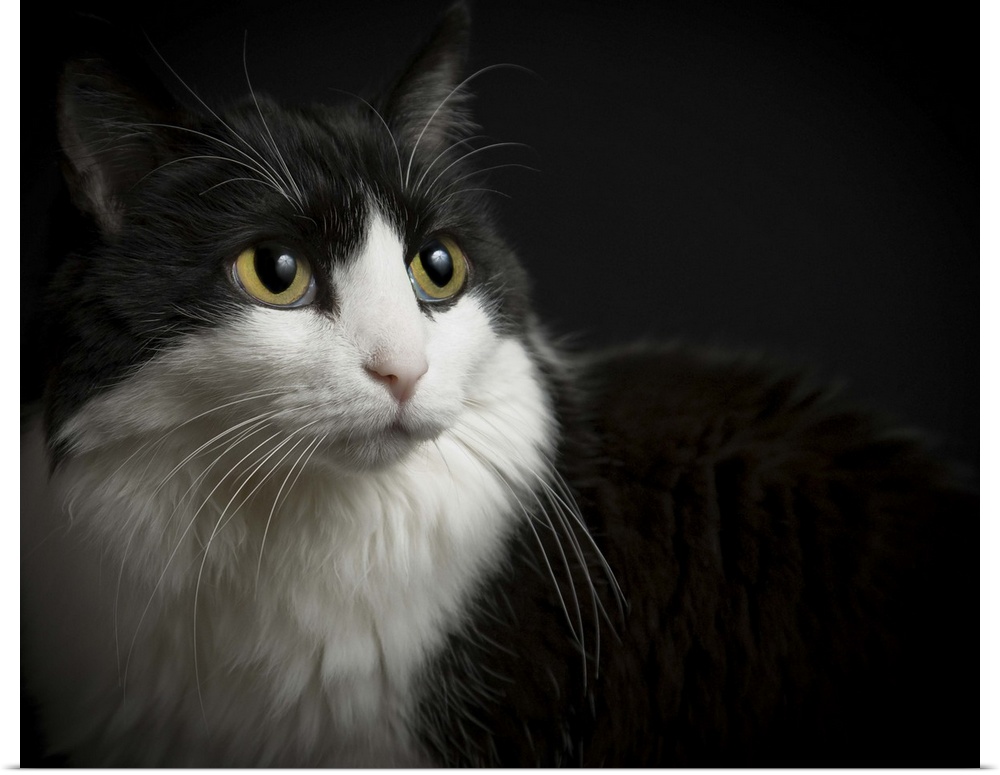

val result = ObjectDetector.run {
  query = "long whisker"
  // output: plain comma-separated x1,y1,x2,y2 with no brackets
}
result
411,134,488,198
327,87,405,188
447,428,586,664
438,187,511,206
138,153,298,210
143,35,302,212
242,32,306,210
111,392,312,681
120,416,279,701
151,403,300,495
466,394,625,620
535,476,605,676
118,392,324,694
546,467,626,620
255,434,325,596
131,122,295,205
200,417,326,549
438,162,538,194
403,63,534,190
452,389,629,684
187,425,290,722
419,142,529,201
199,176,286,196
450,427,587,678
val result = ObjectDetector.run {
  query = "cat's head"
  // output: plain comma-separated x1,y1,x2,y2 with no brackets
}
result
45,4,545,473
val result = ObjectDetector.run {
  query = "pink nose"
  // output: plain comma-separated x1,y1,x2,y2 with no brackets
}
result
366,356,428,403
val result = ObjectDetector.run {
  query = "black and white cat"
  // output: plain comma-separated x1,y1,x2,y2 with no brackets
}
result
21,4,974,767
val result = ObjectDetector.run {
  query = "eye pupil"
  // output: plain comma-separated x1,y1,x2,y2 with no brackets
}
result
255,247,298,294
420,242,454,288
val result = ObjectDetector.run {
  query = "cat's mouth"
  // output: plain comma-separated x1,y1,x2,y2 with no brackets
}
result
313,411,446,472
379,412,444,448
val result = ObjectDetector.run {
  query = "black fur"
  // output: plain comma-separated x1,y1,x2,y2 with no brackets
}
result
26,4,975,767
418,344,974,765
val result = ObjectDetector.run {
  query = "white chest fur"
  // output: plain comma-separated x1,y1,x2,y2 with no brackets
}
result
23,337,551,764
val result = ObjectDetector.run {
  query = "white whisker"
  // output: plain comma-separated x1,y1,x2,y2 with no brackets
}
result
143,36,303,212
411,134,488,198
186,425,291,722
255,434,325,596
447,425,589,674
403,63,533,189
242,32,307,210
438,187,511,205
438,162,538,194
466,393,625,621
328,87,405,188
419,142,529,201
120,417,276,701
139,153,298,210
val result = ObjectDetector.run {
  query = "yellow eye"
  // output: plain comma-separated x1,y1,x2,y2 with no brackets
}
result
232,244,316,307
407,237,468,302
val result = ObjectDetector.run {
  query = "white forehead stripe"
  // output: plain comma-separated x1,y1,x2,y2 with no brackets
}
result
332,214,428,378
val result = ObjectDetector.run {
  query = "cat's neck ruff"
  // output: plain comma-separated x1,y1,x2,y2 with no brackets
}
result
31,327,554,764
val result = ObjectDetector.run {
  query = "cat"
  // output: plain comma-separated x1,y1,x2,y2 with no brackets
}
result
21,3,976,767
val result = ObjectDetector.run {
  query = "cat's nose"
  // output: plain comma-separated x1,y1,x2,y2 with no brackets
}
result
366,355,428,404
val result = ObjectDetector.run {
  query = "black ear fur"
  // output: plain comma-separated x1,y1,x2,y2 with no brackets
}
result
57,19,183,234
383,2,473,162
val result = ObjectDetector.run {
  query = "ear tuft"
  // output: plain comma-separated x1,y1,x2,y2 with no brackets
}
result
383,2,473,163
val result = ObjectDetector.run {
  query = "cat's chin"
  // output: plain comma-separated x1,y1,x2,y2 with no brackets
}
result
318,419,444,473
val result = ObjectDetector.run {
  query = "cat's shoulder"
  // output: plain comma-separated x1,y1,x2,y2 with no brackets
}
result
569,342,963,494
575,341,853,448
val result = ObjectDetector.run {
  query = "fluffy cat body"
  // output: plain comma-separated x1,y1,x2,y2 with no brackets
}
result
22,5,973,767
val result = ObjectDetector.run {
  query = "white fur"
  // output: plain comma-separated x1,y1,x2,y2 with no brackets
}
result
22,214,554,766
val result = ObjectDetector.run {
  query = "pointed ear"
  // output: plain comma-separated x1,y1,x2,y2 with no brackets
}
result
383,2,473,159
57,25,182,235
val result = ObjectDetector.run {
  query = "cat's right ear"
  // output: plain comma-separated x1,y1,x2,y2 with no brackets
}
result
57,20,182,235
382,2,473,161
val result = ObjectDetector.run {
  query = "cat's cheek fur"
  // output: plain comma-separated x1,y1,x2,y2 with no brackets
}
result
57,293,502,466
57,212,501,468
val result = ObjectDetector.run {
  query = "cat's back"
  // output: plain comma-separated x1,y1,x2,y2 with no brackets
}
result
576,343,971,518
564,344,975,765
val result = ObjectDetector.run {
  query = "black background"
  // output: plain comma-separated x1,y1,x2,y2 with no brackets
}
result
22,0,977,474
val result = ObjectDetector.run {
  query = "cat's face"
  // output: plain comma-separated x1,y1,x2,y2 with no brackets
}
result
47,8,537,474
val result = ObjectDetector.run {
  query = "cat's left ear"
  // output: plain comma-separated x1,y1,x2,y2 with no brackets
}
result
382,2,473,159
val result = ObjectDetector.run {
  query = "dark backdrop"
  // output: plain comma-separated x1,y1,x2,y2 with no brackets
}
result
23,1,977,474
